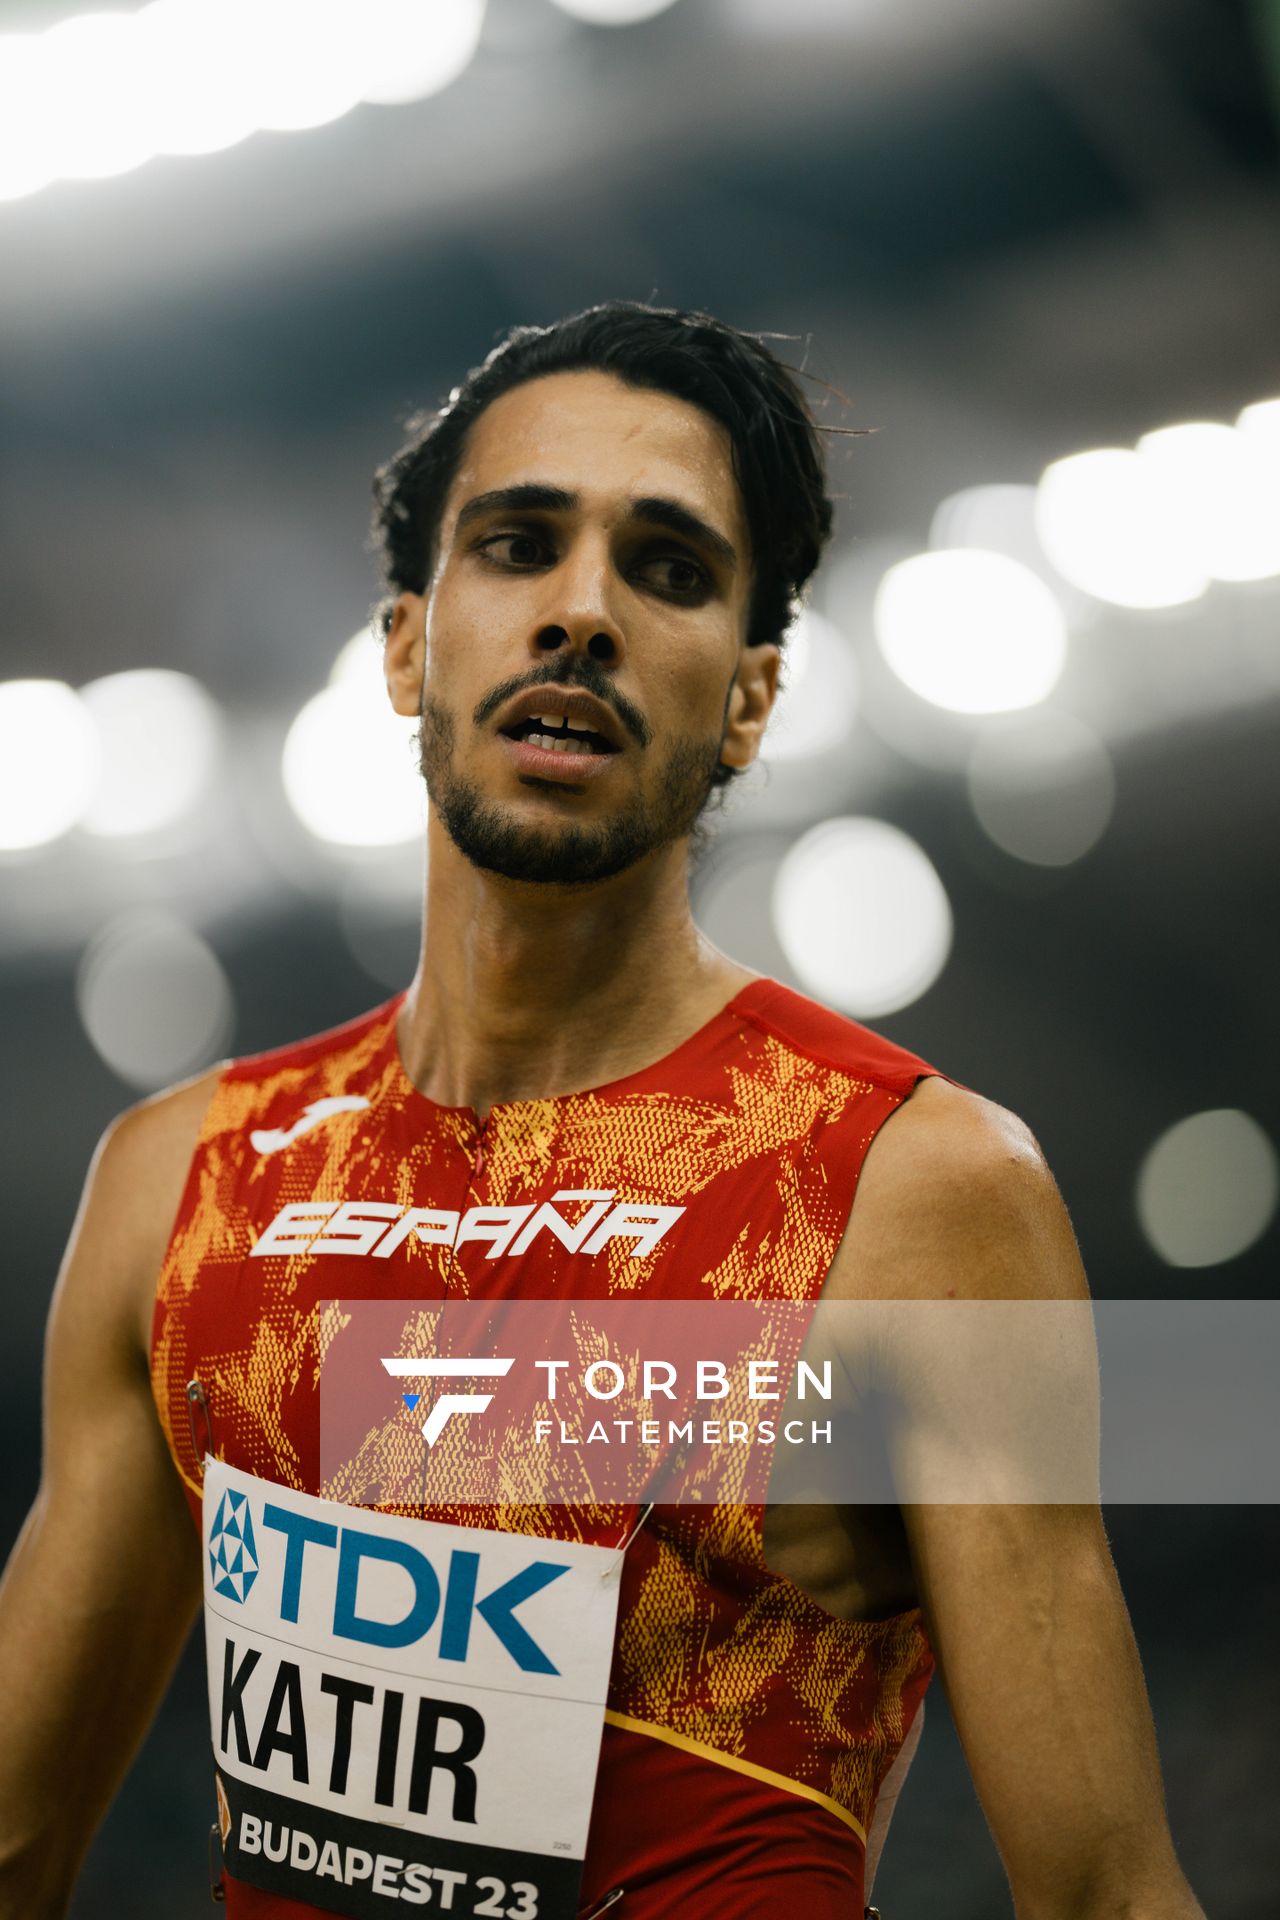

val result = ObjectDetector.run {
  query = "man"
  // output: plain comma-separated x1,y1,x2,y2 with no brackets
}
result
0,303,1203,1919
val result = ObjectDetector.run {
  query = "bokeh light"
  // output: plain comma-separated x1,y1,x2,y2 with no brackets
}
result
1237,397,1280,448
78,669,222,839
967,711,1116,867
930,483,1041,563
0,680,100,853
549,0,682,23
282,632,424,847
138,0,272,158
36,12,156,183
329,630,383,688
772,817,952,1016
356,0,488,105
1035,447,1208,609
0,35,62,200
1136,421,1280,585
874,548,1067,714
0,0,488,201
928,482,1094,628
1136,1109,1279,1269
76,909,234,1089
761,609,860,763
224,0,365,136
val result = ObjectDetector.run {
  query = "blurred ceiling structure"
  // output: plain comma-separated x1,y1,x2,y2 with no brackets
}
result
3,0,1278,469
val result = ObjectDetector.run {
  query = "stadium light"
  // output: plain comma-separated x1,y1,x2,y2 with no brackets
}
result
0,0,487,203
772,816,952,1016
874,549,1067,715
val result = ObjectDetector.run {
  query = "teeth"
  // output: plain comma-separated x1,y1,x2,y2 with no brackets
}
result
526,732,595,754
528,712,596,738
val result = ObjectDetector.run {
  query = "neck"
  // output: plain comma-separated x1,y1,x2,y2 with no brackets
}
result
398,820,753,1117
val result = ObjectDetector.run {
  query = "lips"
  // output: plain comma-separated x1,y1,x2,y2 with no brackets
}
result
496,685,627,755
498,731,618,784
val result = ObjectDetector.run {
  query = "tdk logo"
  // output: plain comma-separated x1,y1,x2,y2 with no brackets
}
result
251,1189,685,1262
258,1506,568,1675
209,1488,260,1603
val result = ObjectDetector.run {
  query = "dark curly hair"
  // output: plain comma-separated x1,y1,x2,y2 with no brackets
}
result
372,297,834,637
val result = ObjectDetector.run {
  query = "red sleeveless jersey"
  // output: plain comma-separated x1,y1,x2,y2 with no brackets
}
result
151,977,941,1918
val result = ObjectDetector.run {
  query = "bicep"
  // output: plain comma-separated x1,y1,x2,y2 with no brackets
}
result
0,1104,205,1901
0,1357,201,1877
37,1106,202,1603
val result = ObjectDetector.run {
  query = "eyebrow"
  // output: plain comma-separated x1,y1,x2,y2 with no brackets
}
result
453,483,739,575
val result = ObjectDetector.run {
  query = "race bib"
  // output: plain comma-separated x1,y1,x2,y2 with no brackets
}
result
202,1461,622,1918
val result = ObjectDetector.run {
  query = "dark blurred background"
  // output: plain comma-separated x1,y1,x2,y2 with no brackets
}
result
1,0,1278,1911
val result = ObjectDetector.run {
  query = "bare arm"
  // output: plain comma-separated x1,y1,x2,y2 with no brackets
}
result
0,1071,219,1917
836,1077,1205,1920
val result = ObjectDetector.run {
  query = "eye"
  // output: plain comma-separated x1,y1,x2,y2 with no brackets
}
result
475,529,553,569
634,552,711,600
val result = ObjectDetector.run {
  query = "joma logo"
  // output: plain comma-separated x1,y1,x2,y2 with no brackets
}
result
251,1189,684,1261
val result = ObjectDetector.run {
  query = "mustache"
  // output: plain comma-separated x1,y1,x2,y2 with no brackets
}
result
472,656,652,748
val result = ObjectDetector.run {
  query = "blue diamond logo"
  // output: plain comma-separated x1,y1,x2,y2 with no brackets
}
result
209,1489,259,1603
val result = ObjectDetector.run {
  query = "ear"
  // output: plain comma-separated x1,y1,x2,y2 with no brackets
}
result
720,641,781,770
383,592,427,718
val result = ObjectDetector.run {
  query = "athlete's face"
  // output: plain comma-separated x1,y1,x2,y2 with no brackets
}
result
383,370,778,884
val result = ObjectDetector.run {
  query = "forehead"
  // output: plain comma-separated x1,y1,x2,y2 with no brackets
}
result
445,369,747,543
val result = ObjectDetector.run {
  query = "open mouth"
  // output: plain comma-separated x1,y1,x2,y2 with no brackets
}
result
501,714,619,757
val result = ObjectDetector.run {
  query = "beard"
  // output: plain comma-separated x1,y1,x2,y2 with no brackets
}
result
418,697,725,886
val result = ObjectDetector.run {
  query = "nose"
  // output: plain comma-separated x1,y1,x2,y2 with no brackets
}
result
534,622,618,665
530,536,625,667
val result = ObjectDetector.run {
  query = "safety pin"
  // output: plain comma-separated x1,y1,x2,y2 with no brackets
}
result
597,1435,693,1582
578,1889,624,1919
599,1501,654,1582
207,1819,226,1902
187,1377,214,1468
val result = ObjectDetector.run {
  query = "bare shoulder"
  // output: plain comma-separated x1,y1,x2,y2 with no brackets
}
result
858,1075,1051,1212
828,1075,1088,1302
93,1063,224,1229
63,1063,225,1363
